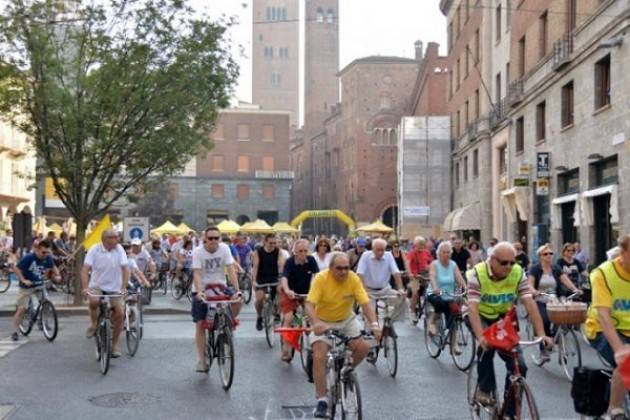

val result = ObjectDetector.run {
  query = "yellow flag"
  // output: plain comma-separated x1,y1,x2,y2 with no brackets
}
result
82,214,113,250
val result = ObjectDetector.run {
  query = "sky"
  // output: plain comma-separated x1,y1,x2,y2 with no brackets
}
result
194,0,447,103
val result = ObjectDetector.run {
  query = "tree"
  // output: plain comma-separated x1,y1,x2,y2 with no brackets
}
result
0,0,238,303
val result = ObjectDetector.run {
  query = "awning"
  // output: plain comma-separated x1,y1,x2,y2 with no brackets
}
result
451,202,481,231
581,184,619,225
501,189,517,224
442,209,457,232
550,193,581,229
551,193,578,205
501,187,529,222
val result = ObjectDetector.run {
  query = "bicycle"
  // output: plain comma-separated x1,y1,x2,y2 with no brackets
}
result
424,290,476,372
324,329,375,420
275,294,311,373
89,291,124,375
367,290,404,377
172,269,192,302
406,272,429,325
124,283,144,356
140,270,153,305
57,256,75,295
152,262,169,295
0,254,13,293
203,290,240,391
529,291,584,381
467,336,543,420
18,282,58,341
237,268,253,304
258,281,280,348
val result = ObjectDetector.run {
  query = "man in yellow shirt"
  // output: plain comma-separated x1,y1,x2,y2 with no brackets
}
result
306,252,381,419
586,235,630,420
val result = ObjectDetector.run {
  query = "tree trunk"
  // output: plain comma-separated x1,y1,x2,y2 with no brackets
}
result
73,218,88,306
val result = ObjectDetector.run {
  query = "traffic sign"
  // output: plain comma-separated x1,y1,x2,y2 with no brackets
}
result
123,217,150,242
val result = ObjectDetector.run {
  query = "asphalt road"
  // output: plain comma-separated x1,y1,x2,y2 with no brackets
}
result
0,294,602,420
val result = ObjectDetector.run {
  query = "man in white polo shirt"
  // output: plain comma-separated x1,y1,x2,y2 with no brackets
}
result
81,229,129,358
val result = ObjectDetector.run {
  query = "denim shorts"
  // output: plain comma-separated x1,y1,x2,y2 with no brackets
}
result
589,331,630,368
191,286,236,323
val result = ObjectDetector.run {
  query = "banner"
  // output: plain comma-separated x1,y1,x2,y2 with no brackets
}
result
82,214,113,250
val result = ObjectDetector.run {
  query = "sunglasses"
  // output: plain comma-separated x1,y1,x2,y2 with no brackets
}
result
542,252,554,256
206,236,220,241
495,258,516,267
334,266,350,271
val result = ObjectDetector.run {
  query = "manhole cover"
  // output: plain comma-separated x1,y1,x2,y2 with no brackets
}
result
88,392,159,408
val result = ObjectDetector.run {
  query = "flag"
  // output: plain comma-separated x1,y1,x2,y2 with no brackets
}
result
82,214,112,250
275,327,308,352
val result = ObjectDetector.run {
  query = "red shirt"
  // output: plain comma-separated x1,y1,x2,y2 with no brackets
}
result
407,250,433,275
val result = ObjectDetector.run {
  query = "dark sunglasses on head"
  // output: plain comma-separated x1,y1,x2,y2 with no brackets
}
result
206,236,220,241
334,265,350,271
495,258,516,267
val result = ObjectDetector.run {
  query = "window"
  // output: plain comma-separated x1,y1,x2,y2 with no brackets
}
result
448,22,453,52
465,0,470,21
567,0,577,33
506,0,512,27
506,62,510,91
212,124,224,141
326,9,334,24
281,7,287,21
496,4,502,42
456,6,461,37
495,72,502,103
558,168,579,195
262,185,274,199
264,46,273,58
474,89,480,120
271,7,276,21
237,184,250,200
456,110,461,138
262,156,274,171
456,59,460,89
464,100,470,125
455,162,460,187
515,116,524,153
237,156,249,172
539,11,548,59
595,54,611,110
237,124,249,140
474,30,480,63
591,155,618,187
271,72,281,87
561,81,574,128
463,156,469,182
518,36,526,77
316,8,324,22
211,155,224,172
262,125,274,141
266,7,271,21
449,71,453,99
473,149,479,177
498,145,507,175
380,95,392,110
536,101,546,141
211,184,224,199
465,46,469,77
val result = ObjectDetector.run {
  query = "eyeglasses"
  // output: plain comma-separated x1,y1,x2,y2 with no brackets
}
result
334,266,350,271
206,236,220,241
542,252,554,256
296,249,308,253
495,258,516,267
565,249,575,253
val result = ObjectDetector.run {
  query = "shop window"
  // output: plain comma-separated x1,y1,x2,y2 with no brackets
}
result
558,168,579,195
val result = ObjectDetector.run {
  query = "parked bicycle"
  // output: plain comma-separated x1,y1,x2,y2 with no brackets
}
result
258,282,280,348
19,281,58,341
324,329,375,420
367,291,404,377
203,290,240,391
124,283,144,357
89,291,124,375
424,290,475,371
467,337,543,420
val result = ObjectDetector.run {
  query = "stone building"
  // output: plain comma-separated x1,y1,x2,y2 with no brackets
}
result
251,0,300,128
504,0,630,265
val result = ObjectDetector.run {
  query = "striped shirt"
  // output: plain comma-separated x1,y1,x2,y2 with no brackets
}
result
467,260,531,303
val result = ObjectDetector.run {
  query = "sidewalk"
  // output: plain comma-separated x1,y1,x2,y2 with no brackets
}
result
0,283,191,317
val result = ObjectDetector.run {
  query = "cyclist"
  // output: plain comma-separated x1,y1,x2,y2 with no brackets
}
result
426,241,467,353
11,240,60,341
176,239,194,279
191,226,242,373
252,233,285,331
451,237,472,278
148,238,169,274
467,241,551,408
313,238,332,272
585,234,630,420
279,239,319,361
130,238,156,285
123,244,152,289
556,242,589,297
81,229,129,358
407,236,433,324
306,252,381,418
346,237,367,272
235,234,252,270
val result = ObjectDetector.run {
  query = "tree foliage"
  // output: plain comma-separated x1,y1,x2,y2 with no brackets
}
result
0,0,238,231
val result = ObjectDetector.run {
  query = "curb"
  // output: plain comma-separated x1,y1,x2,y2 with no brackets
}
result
0,306,190,318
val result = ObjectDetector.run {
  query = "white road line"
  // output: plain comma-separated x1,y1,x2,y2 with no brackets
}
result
0,337,27,358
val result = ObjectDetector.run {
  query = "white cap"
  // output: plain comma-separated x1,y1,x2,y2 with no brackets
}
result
130,238,142,246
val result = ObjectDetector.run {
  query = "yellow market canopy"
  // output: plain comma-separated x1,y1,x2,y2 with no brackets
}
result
217,220,241,234
273,222,299,234
177,222,194,233
47,223,64,235
356,220,394,234
240,219,274,234
151,221,185,235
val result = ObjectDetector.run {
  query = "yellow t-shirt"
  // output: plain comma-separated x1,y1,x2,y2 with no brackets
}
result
306,269,369,322
585,257,630,339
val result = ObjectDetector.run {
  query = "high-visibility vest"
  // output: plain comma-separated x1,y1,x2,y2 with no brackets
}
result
475,262,522,320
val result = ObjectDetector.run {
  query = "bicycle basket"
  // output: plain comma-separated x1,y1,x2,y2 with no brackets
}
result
547,302,587,326
571,367,610,416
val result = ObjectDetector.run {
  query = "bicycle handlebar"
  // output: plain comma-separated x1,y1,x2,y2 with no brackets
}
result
368,292,405,300
518,337,544,347
87,291,125,299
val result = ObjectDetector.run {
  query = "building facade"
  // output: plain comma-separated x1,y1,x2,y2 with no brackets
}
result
251,0,300,128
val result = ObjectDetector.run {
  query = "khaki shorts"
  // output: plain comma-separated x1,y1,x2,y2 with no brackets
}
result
16,288,38,309
88,287,124,309
310,316,362,348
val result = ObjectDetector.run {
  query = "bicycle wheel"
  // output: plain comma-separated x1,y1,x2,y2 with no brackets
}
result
505,377,539,419
0,269,10,293
467,361,497,420
383,330,398,377
451,318,475,372
558,327,582,381
99,319,112,375
217,327,235,390
162,273,168,295
126,306,140,357
18,301,34,336
172,278,184,300
300,334,311,375
341,371,362,420
264,302,275,348
242,274,253,304
40,301,58,341
423,309,442,358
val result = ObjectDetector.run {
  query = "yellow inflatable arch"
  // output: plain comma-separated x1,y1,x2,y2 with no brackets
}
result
290,210,356,231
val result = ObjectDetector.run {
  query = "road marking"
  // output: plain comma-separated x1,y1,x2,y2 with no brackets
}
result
0,404,16,420
0,337,27,358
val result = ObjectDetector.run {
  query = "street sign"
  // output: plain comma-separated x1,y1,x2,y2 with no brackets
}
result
536,152,550,177
123,217,150,242
514,177,529,187
536,178,549,196
518,163,530,176
403,206,430,217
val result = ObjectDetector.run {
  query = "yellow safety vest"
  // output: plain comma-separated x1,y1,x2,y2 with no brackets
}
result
586,260,630,336
475,262,522,320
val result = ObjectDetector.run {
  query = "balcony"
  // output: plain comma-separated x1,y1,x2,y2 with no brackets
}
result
507,80,524,108
466,121,478,141
552,33,574,71
489,99,507,129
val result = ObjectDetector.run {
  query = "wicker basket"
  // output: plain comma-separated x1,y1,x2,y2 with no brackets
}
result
547,301,588,325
